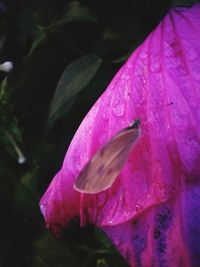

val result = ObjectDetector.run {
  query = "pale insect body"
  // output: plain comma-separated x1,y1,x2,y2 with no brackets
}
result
73,119,141,194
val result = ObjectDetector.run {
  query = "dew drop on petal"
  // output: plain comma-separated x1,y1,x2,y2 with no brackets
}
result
187,48,198,60
192,68,200,81
182,40,198,60
122,73,130,81
164,45,174,57
166,57,181,69
174,113,187,127
151,61,161,73
99,132,108,145
135,202,143,213
127,62,132,69
101,110,109,121
140,51,148,59
142,78,147,84
73,148,81,172
112,103,125,117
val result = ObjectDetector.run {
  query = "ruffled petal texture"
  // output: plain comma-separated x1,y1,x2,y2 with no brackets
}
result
40,4,200,267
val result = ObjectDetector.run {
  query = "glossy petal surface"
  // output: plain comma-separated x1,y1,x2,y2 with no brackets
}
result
40,4,200,266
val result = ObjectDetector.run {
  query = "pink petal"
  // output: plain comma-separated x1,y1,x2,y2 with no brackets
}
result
103,182,200,267
40,170,80,236
40,4,200,266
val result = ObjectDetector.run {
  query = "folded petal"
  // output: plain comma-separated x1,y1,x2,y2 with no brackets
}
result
40,170,80,236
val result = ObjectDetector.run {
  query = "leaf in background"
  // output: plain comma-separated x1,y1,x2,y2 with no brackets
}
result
97,259,108,267
0,79,26,163
79,63,114,102
95,228,112,249
113,40,142,64
17,8,38,35
0,166,15,201
32,231,79,267
48,54,102,129
113,52,132,64
58,1,98,25
4,130,26,164
14,172,39,217
28,25,47,56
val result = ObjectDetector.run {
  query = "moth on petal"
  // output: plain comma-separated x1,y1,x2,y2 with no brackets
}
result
74,119,141,194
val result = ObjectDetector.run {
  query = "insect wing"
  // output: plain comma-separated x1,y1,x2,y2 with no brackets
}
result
74,124,140,194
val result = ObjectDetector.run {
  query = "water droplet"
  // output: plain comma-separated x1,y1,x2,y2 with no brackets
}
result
187,48,198,60
102,110,109,121
114,239,120,246
122,74,130,81
112,103,125,117
187,136,193,144
192,69,200,81
99,132,107,145
73,149,81,172
159,185,171,200
182,40,198,60
155,128,162,138
174,113,186,127
142,78,147,84
127,63,132,69
186,134,199,147
140,51,148,59
151,62,161,73
164,47,173,57
135,202,143,212
166,57,181,69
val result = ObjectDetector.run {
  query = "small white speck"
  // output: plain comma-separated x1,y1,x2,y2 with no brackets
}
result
0,61,13,73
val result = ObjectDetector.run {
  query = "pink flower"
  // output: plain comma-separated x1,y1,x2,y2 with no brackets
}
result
40,4,200,267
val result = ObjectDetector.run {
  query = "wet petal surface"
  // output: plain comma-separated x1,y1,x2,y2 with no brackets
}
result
40,4,200,266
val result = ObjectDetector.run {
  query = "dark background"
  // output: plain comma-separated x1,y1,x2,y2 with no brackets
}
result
0,0,195,266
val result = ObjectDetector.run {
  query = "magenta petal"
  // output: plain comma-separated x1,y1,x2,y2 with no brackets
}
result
103,182,200,267
40,4,200,266
40,170,80,236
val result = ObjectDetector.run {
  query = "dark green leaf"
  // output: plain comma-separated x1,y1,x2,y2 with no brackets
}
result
32,232,79,267
113,52,131,64
48,54,102,128
96,259,108,267
95,228,112,249
14,172,39,217
28,26,47,56
112,39,142,63
59,1,98,24
79,63,114,102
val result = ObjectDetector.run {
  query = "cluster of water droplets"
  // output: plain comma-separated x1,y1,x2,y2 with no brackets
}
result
72,147,82,173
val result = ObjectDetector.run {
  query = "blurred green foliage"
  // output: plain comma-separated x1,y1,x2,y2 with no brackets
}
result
0,0,178,266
